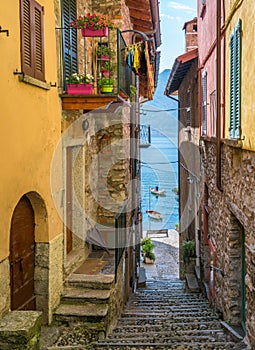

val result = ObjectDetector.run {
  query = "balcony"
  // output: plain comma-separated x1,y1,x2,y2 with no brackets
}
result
58,28,134,111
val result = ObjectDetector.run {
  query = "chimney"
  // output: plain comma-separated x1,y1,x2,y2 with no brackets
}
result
183,18,198,52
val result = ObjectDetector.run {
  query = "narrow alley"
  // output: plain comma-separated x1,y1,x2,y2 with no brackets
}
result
42,232,248,350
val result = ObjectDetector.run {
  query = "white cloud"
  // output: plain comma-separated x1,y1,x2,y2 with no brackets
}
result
168,1,195,12
160,13,182,21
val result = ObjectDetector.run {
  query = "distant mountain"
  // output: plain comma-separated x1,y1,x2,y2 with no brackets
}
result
140,69,178,143
141,69,178,115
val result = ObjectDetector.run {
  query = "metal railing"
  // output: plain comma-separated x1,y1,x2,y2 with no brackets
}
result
140,124,151,146
115,200,128,282
117,29,134,97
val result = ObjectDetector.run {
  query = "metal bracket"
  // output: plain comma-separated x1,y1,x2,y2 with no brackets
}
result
210,265,225,277
0,26,9,36
50,82,57,87
13,70,24,77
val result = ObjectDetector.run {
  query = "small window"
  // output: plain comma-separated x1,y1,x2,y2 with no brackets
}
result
20,0,45,81
202,71,207,136
186,90,191,128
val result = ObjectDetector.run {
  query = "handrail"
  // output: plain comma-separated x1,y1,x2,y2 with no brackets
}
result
115,200,128,282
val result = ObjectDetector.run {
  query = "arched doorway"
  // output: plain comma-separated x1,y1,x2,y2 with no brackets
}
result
9,195,35,310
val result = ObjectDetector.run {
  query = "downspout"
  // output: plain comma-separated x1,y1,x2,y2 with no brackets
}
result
216,0,222,191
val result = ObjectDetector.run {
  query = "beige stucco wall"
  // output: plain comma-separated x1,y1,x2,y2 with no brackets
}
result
225,0,255,150
0,0,63,263
0,0,63,322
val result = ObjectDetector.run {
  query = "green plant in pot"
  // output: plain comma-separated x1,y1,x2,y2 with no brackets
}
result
181,240,196,275
181,240,196,263
98,76,114,93
96,45,115,60
141,237,156,263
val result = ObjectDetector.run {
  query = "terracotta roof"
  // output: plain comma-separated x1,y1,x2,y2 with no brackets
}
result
165,48,198,95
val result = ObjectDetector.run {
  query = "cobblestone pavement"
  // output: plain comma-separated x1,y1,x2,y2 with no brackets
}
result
40,232,250,350
141,230,179,280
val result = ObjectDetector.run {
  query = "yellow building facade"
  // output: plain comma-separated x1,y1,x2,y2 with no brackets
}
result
225,0,255,150
0,0,63,324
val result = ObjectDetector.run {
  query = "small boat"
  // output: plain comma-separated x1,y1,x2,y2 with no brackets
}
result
146,210,163,220
150,187,166,196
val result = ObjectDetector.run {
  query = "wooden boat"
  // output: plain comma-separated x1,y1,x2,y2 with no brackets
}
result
146,210,163,220
150,187,166,196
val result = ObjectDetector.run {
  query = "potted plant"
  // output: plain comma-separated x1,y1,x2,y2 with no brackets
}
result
69,13,116,37
96,45,115,61
101,61,115,78
141,238,155,264
98,76,114,93
180,240,196,273
66,73,94,94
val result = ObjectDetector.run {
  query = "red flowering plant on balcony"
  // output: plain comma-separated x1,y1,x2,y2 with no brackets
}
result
70,13,116,30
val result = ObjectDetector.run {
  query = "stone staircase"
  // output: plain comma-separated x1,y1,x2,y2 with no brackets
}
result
53,273,115,336
84,279,247,350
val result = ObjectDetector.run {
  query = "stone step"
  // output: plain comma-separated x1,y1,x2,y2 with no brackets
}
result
65,274,115,290
61,287,111,305
111,320,224,332
53,303,109,324
116,318,220,327
100,334,230,343
86,341,237,349
123,306,215,313
109,328,227,338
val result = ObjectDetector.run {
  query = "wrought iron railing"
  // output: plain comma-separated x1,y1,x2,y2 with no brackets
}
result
117,29,134,97
115,200,128,282
58,27,135,95
140,124,151,146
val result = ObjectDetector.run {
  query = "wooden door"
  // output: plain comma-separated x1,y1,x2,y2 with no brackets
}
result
10,195,35,310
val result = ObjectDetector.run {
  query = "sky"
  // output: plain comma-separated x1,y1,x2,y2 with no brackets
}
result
158,0,197,72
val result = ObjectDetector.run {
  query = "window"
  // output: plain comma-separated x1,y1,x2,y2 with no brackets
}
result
202,71,207,136
186,90,191,128
62,0,78,86
21,0,45,81
229,20,241,139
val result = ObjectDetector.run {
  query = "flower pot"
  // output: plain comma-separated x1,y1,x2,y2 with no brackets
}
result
67,83,93,94
101,85,113,93
145,257,155,264
97,55,110,61
101,69,110,78
81,27,108,37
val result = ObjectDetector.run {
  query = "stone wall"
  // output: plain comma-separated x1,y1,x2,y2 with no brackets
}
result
0,258,10,319
35,234,63,324
200,139,255,347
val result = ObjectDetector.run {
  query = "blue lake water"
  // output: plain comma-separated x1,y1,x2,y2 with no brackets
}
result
140,107,179,231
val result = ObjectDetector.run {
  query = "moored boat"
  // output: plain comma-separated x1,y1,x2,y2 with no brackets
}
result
150,187,166,196
146,210,163,220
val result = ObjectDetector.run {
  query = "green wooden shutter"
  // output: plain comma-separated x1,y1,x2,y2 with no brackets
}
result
229,19,241,139
62,0,78,87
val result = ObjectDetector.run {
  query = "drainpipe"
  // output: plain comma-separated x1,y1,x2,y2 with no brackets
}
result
216,0,222,191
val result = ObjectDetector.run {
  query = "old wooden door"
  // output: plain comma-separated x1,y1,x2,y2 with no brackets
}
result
10,195,36,310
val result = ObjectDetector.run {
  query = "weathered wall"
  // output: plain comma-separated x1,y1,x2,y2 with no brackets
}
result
178,59,200,276
201,140,255,347
224,0,255,150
